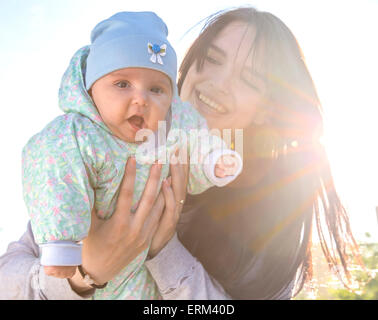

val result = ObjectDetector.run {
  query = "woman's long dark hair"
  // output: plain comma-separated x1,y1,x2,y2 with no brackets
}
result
178,7,363,298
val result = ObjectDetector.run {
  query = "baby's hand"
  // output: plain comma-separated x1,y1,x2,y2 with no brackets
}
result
44,265,77,279
215,154,239,178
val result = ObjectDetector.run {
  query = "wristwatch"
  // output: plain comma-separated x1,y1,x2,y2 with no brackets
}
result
78,265,108,289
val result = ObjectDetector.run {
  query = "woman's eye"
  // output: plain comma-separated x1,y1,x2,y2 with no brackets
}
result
241,78,260,92
205,55,222,65
115,81,130,88
150,87,164,94
240,73,263,93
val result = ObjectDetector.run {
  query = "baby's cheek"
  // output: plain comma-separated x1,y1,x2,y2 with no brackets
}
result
148,109,170,131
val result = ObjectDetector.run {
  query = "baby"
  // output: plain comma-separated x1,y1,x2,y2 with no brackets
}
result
22,11,242,299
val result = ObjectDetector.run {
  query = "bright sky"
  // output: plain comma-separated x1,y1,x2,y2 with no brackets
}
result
0,0,377,255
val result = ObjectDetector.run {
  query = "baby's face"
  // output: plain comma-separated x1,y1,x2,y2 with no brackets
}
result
90,67,172,143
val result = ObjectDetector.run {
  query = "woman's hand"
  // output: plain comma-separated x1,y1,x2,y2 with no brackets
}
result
148,150,189,258
68,157,166,293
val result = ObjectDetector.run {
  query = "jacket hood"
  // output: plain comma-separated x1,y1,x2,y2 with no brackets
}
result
58,46,111,134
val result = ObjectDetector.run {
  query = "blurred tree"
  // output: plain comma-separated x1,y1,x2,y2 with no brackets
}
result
328,233,378,300
295,233,378,300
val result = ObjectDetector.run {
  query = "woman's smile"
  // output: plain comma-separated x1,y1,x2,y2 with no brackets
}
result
180,22,267,131
195,90,228,115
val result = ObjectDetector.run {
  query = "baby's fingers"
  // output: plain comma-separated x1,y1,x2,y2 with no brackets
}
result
214,166,226,178
218,155,236,167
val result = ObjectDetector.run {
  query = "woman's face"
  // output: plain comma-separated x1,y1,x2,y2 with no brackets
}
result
180,22,267,131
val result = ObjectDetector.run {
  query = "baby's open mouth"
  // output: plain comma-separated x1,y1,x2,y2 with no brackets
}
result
128,115,145,131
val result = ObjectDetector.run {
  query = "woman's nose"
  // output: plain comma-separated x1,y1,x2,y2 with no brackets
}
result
211,67,232,95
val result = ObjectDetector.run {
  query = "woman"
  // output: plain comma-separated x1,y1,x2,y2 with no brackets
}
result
0,7,362,299
146,7,363,299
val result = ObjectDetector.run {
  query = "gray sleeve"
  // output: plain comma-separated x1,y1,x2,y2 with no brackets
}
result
145,233,231,300
0,222,93,300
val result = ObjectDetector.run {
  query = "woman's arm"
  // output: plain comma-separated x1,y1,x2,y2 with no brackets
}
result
0,222,92,300
147,232,294,300
146,233,231,300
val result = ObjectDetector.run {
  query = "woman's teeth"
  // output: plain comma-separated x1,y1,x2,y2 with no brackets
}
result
198,93,226,113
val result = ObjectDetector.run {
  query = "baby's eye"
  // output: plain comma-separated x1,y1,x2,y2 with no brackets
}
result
115,81,131,88
150,87,164,94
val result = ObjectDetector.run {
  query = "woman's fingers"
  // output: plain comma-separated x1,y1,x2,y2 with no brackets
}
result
170,149,188,207
148,177,179,258
112,157,136,220
160,178,177,224
134,162,162,226
144,187,165,235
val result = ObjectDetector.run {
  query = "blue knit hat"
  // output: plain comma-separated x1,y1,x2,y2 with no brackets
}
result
85,11,177,91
